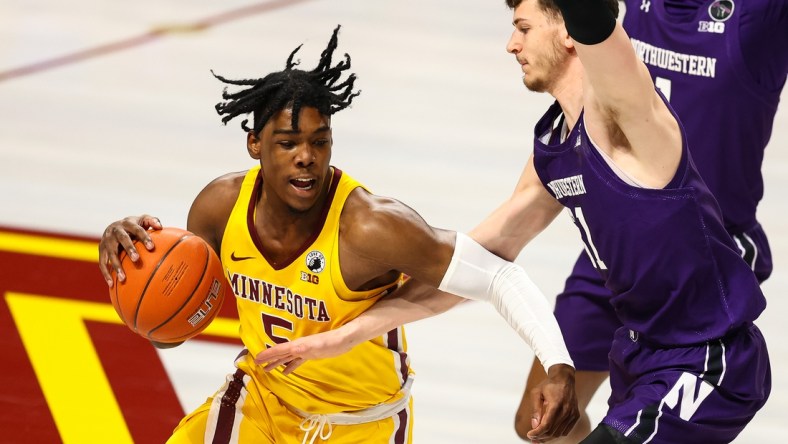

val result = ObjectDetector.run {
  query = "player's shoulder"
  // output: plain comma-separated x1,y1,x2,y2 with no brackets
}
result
191,171,248,222
343,187,411,220
188,171,250,252
206,170,248,189
196,170,247,200
341,188,423,241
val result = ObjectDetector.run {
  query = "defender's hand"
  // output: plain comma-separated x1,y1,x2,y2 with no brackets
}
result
527,364,579,442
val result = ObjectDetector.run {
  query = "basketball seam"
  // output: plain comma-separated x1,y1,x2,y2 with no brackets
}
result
147,240,211,340
132,234,191,333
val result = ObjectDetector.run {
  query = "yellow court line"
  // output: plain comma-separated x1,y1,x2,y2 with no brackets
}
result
7,292,240,444
0,231,98,263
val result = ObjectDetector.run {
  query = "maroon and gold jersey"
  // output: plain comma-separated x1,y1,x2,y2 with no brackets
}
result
221,165,412,414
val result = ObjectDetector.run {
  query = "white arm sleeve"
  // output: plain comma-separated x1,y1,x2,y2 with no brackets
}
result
438,232,574,370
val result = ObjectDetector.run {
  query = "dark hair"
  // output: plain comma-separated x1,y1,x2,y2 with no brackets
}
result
212,25,360,134
504,0,619,19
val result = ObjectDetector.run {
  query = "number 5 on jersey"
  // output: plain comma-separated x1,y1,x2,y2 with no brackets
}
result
262,313,293,347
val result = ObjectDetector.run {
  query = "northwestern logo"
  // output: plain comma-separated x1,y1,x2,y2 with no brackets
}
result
547,175,587,199
630,38,717,78
640,0,650,13
306,250,326,273
709,0,734,21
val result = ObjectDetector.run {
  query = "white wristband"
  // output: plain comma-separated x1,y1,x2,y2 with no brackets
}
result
438,233,574,370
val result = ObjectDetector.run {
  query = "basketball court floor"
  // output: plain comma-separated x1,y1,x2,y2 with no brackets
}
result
1,0,786,442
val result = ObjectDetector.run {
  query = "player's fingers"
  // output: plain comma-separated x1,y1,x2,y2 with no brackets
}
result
529,389,543,429
98,253,113,286
282,358,306,375
140,214,163,232
262,356,293,372
99,226,122,282
137,215,162,249
121,218,156,252
255,353,286,366
527,393,549,441
109,224,143,262
555,403,577,437
552,417,570,438
107,250,127,283
254,345,293,364
528,415,551,441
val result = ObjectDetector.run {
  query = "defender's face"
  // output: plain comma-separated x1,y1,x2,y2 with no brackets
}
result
506,0,569,93
250,106,333,213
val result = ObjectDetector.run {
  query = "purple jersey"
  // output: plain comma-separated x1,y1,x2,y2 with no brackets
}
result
532,101,766,346
623,0,788,234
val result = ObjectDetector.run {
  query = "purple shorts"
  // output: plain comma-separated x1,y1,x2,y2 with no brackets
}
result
602,324,771,443
554,223,772,372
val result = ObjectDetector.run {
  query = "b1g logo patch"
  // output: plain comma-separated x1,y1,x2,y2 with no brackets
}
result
699,0,733,34
708,0,734,21
305,251,326,273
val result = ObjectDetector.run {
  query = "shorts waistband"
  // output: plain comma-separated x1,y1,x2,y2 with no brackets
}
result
624,323,753,348
281,375,414,425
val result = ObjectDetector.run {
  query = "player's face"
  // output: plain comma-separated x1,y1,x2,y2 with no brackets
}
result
250,106,333,213
506,0,569,93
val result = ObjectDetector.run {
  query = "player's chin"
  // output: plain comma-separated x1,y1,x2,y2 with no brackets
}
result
287,192,321,212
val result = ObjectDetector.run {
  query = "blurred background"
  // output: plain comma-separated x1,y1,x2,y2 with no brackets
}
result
1,0,785,442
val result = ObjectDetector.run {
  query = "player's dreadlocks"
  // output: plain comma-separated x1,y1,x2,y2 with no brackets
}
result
212,25,360,134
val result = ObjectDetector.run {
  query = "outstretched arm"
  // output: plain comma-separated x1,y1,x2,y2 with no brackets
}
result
559,0,682,185
256,279,464,371
258,166,567,370
470,155,563,260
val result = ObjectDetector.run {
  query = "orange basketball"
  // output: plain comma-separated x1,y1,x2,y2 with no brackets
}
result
109,227,226,343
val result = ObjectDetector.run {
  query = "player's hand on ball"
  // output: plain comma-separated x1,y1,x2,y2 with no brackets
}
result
254,327,358,375
99,214,162,286
527,364,579,443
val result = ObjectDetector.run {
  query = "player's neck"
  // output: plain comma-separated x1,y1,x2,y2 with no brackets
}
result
549,65,584,132
255,182,331,244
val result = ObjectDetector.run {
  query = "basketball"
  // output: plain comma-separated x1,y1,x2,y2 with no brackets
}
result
109,227,226,343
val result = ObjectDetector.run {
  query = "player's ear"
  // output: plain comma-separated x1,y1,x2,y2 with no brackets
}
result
558,20,574,50
561,27,574,50
247,131,262,160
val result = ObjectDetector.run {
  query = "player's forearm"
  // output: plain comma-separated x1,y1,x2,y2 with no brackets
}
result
339,282,465,347
470,160,562,261
439,233,574,370
557,0,652,115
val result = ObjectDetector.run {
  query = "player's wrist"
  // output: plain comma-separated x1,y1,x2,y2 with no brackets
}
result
545,363,575,382
555,0,617,45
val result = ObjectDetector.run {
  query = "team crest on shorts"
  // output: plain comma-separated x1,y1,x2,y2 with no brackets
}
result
306,250,326,273
708,0,734,22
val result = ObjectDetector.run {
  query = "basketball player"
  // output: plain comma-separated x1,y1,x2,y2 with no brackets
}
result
97,26,580,443
517,0,787,441
255,2,772,442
